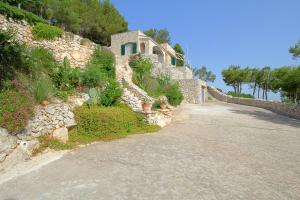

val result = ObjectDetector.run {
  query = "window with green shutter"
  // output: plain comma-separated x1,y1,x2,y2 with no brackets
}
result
121,44,125,56
132,43,137,54
171,57,176,65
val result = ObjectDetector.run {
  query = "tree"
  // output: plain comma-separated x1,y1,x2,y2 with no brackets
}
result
248,68,259,96
144,28,171,44
289,41,300,58
2,0,31,8
173,43,184,66
194,66,216,83
27,0,128,45
271,66,300,103
222,65,243,93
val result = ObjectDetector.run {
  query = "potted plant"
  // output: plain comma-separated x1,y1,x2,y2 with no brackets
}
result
159,100,167,109
142,98,151,112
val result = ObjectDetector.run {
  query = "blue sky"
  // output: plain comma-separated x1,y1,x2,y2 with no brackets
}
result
111,0,300,100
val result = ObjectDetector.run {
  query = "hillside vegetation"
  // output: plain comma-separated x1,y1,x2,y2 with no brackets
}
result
2,0,128,45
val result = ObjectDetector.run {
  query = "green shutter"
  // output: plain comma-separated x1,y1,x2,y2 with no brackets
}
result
132,43,137,54
121,44,125,56
171,57,176,65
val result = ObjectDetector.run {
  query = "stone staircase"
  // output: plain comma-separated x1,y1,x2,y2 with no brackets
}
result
115,55,153,111
115,56,174,127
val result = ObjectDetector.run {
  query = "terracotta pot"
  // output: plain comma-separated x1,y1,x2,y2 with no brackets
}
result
160,103,167,109
142,103,151,112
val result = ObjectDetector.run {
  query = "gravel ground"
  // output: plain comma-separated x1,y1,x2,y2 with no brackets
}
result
0,102,300,200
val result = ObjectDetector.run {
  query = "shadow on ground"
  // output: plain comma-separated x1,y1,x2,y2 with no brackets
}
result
229,108,300,129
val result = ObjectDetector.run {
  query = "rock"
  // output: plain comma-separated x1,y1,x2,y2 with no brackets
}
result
42,100,50,106
0,128,18,162
19,139,40,155
68,96,86,107
68,112,74,119
64,118,76,128
0,153,7,162
45,106,56,115
0,139,39,170
52,127,68,144
0,127,9,137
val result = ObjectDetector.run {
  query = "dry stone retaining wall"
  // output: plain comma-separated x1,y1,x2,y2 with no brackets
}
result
0,14,96,68
208,86,300,120
178,79,208,104
0,101,78,165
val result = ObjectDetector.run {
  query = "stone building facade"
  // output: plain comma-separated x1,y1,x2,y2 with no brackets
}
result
111,30,208,105
111,30,178,66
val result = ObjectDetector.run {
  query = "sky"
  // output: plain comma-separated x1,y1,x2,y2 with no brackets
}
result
110,0,300,100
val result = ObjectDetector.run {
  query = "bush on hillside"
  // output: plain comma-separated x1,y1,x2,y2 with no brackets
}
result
130,55,153,84
0,81,34,132
27,47,57,78
99,79,123,107
32,23,63,40
52,57,81,91
29,78,54,103
88,48,116,79
129,56,184,106
82,48,116,88
0,29,28,88
74,104,160,140
38,0,128,45
165,82,183,106
87,79,122,107
0,2,47,24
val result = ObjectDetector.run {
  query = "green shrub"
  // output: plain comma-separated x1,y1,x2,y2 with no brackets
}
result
29,78,54,103
81,65,103,88
27,47,57,78
99,79,122,106
0,87,34,132
32,23,63,40
227,92,254,99
138,76,162,97
0,2,47,24
81,48,115,88
165,82,183,106
0,29,28,87
87,47,116,79
74,104,160,140
52,57,81,90
129,55,153,84
129,56,183,106
87,79,122,107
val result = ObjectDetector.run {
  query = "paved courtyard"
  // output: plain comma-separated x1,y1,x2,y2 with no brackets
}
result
0,102,300,200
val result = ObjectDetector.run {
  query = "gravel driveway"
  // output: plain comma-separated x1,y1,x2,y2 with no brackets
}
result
1,102,300,200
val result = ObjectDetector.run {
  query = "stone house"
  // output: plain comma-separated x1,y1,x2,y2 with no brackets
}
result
111,30,179,66
111,30,208,104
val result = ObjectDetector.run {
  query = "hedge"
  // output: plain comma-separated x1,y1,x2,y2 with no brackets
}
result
32,23,63,40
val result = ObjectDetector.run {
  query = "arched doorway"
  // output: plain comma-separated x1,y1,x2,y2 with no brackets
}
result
153,46,164,63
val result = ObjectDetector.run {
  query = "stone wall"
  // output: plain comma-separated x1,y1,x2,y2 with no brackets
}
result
0,14,96,68
145,54,193,80
0,100,79,165
179,79,208,104
208,86,300,120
